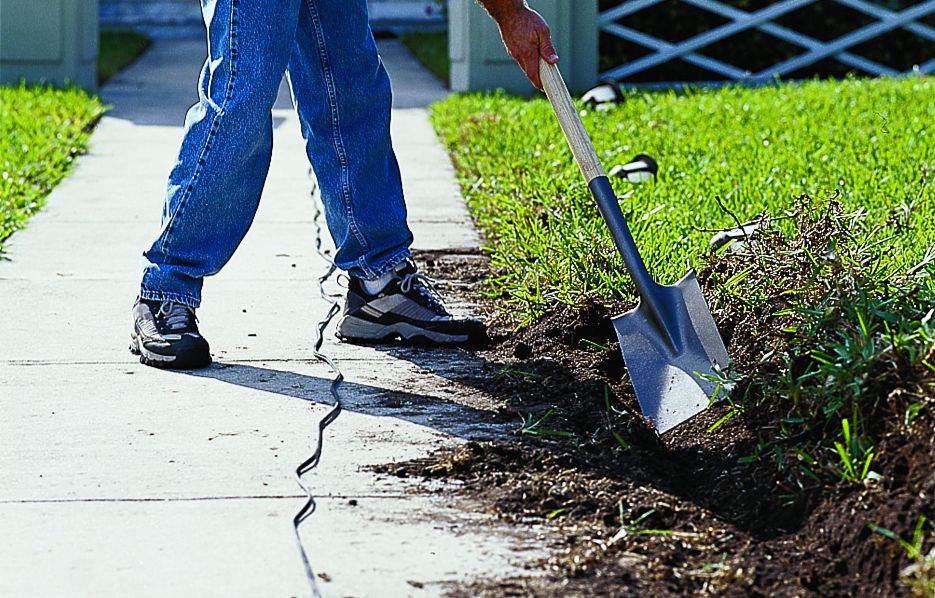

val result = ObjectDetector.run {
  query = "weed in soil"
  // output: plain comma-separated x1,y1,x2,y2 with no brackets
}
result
383,200,934,597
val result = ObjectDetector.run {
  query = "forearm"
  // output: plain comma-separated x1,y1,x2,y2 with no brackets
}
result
476,0,527,24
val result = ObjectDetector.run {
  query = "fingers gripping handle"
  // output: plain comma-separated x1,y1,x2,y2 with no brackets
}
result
539,60,606,183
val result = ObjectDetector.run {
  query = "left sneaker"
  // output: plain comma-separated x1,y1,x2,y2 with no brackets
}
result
130,298,211,369
336,261,487,345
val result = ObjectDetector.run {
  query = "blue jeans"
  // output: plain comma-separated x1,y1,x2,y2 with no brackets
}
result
140,0,413,308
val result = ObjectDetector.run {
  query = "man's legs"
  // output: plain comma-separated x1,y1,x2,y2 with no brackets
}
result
286,0,485,345
140,0,302,307
132,0,302,368
286,0,413,280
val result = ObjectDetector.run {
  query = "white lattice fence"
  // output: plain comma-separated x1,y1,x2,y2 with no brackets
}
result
600,0,935,83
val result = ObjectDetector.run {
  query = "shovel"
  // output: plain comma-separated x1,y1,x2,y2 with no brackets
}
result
539,60,730,434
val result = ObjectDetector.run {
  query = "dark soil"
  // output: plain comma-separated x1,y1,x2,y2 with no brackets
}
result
385,212,934,596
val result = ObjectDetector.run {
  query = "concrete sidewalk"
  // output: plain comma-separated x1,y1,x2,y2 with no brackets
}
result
0,40,542,597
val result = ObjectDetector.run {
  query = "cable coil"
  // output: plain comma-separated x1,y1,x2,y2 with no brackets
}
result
292,187,345,598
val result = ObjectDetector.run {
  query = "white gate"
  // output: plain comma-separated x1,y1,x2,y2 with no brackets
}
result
599,0,935,83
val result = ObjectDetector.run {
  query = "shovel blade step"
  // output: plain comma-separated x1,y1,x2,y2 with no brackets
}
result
612,271,730,434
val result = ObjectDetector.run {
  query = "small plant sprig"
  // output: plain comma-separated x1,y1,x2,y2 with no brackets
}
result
611,504,701,544
832,417,875,483
518,408,577,439
869,516,935,597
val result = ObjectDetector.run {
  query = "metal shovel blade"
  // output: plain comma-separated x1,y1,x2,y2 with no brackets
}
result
612,271,730,434
537,61,731,435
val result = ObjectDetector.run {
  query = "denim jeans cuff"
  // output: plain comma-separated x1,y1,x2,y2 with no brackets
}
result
140,288,201,309
357,247,412,280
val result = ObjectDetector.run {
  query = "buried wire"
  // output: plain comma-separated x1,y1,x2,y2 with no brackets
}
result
292,188,345,598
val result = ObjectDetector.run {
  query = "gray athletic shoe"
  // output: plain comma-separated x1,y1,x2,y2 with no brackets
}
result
336,261,487,345
130,298,211,369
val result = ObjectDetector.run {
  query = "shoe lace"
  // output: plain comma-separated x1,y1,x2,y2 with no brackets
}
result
399,271,449,316
157,301,197,332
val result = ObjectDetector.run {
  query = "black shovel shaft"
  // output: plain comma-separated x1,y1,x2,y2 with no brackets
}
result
540,62,731,432
587,175,657,302
539,60,666,320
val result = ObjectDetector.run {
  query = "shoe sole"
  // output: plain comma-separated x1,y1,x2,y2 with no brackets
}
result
129,332,212,370
336,315,475,345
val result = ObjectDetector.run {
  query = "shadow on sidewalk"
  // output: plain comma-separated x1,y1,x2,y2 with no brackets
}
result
183,361,511,441
359,344,818,536
181,346,815,534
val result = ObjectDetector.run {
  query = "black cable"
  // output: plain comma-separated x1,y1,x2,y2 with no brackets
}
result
292,185,344,598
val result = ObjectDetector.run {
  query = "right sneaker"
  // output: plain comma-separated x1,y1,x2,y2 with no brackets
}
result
336,261,487,346
130,298,211,369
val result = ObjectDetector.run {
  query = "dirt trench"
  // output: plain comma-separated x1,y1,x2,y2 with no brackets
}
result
377,212,934,596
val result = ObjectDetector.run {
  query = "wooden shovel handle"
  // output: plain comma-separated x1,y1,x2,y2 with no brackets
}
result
539,59,606,183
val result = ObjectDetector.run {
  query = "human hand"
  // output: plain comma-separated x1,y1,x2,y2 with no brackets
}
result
483,2,559,91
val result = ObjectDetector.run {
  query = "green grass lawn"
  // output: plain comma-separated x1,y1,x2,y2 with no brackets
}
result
432,77,934,324
0,86,105,250
1,30,148,251
401,31,449,84
99,29,151,85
